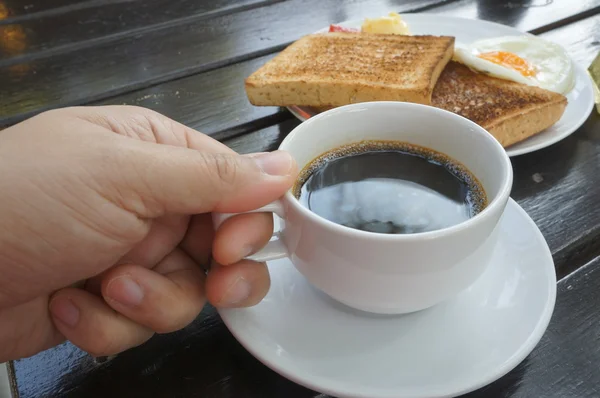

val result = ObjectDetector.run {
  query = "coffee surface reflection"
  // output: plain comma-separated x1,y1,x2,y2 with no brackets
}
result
293,141,487,234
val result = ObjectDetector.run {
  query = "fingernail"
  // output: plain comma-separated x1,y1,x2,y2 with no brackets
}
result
50,298,80,328
105,276,144,307
251,151,294,176
222,277,251,305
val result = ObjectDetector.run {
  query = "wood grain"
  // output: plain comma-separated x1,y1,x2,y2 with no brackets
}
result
511,113,600,279
462,257,600,398
11,255,600,398
0,0,277,62
429,0,600,34
0,0,453,125
223,119,298,154
6,0,600,127
97,14,600,141
228,99,599,259
11,81,600,398
222,106,600,282
96,54,282,136
6,0,600,397
219,15,600,279
0,0,103,20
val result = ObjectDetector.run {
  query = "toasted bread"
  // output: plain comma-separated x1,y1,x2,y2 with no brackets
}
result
246,33,455,107
432,61,568,147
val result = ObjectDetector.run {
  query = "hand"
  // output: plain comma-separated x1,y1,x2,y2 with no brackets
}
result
0,106,297,361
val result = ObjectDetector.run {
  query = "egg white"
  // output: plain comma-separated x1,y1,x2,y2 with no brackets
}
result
453,36,574,94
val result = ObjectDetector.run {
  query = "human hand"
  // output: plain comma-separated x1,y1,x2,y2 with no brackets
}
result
0,106,297,361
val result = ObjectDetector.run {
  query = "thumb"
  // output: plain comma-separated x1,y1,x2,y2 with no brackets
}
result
115,142,298,217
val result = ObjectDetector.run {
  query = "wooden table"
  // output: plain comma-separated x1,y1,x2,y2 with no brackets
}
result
2,0,600,397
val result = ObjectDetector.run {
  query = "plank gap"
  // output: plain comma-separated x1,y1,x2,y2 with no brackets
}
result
0,0,286,68
530,4,600,35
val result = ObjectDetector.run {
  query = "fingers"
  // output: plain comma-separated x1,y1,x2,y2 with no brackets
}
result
205,260,270,308
119,214,189,267
60,106,298,217
49,288,153,357
180,213,215,267
101,250,206,334
212,213,274,265
50,249,207,357
85,215,191,296
113,143,297,217
0,297,65,362
62,105,234,155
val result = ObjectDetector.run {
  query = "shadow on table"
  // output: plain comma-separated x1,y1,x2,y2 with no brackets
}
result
40,244,600,398
509,111,600,203
44,306,317,398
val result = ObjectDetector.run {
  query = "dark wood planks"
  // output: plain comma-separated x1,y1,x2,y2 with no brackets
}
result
539,14,600,66
3,0,599,129
218,14,600,279
11,255,600,398
222,108,600,282
0,0,452,125
95,53,282,136
7,1,600,398
4,0,599,126
429,0,600,34
462,257,600,398
0,0,102,20
94,9,600,140
11,305,317,398
0,0,276,62
223,119,298,154
511,112,600,279
12,68,600,398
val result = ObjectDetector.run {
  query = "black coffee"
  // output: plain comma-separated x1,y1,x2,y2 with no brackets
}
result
293,141,487,234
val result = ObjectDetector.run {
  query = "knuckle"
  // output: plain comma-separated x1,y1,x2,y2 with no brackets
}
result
207,154,241,187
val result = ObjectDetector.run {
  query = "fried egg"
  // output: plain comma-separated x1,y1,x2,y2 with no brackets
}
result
453,36,574,94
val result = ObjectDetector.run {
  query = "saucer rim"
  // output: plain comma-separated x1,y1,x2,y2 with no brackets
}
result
219,199,557,398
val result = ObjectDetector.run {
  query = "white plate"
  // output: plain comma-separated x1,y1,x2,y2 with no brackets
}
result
0,363,11,398
219,199,557,398
287,14,595,157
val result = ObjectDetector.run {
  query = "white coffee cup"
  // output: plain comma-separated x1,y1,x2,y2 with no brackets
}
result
214,102,513,314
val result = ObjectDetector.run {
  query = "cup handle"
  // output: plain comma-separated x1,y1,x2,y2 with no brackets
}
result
212,200,288,263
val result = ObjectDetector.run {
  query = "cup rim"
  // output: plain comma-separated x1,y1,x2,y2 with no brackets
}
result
279,101,513,241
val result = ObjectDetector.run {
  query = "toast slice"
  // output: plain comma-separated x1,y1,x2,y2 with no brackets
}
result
432,61,568,147
246,33,455,107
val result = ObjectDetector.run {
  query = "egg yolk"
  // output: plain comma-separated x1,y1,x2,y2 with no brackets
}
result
477,51,537,77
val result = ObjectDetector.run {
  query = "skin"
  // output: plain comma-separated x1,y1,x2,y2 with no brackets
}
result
0,106,297,362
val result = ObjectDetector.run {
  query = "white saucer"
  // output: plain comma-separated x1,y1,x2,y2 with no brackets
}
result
287,14,595,157
219,199,557,398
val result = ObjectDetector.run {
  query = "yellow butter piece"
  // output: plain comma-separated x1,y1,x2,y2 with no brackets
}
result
362,12,410,35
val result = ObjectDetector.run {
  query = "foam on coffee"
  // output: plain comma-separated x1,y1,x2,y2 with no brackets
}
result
293,140,487,234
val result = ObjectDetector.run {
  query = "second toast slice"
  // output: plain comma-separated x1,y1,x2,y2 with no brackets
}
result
246,33,455,107
432,61,568,147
